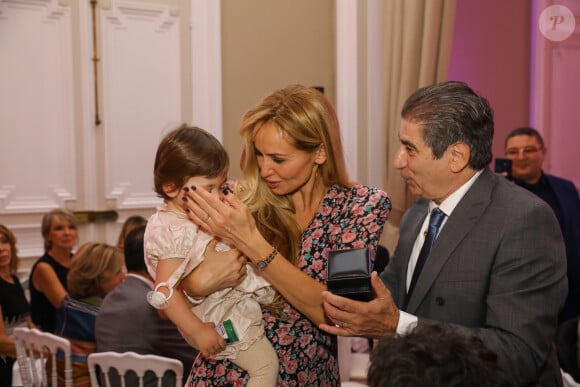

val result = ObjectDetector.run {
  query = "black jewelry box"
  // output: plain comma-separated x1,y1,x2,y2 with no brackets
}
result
327,247,374,301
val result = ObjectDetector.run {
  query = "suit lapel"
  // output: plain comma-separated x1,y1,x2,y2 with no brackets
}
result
406,169,495,312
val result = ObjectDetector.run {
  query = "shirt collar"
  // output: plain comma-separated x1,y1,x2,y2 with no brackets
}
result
126,273,154,289
431,169,484,216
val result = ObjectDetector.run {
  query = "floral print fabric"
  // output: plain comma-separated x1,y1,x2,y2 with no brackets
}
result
189,184,391,386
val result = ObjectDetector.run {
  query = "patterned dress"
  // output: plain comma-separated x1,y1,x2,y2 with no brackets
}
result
189,184,391,386
0,275,30,386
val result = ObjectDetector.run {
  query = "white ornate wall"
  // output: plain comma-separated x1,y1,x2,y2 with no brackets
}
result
0,0,221,272
99,1,181,210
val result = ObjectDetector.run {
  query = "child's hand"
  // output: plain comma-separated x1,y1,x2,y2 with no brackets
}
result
193,322,227,358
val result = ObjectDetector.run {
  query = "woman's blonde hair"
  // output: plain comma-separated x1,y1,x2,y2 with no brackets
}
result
238,84,350,265
0,224,19,274
41,209,78,251
67,242,124,299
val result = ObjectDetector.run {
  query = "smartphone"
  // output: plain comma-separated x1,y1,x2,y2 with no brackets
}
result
494,158,512,180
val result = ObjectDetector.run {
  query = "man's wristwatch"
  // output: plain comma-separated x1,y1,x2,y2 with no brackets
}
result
256,247,278,271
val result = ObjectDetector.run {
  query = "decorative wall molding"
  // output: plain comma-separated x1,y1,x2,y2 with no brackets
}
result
108,183,162,209
9,223,45,269
100,0,181,209
102,1,177,32
0,0,69,21
0,0,77,214
0,186,74,213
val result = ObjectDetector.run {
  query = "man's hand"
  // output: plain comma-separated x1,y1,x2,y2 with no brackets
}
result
320,272,400,338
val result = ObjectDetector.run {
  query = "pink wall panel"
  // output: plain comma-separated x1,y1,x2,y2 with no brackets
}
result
449,0,579,187
532,0,580,186
546,41,580,184
448,0,531,167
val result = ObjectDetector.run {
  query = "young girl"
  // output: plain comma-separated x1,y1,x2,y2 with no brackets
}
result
144,125,279,386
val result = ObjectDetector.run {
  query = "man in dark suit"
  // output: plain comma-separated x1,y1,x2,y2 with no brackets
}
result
95,225,198,386
504,127,580,323
320,81,567,386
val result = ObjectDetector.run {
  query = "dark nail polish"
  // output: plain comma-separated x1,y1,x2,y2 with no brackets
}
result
185,208,190,213
182,196,188,202
222,187,233,195
190,185,197,191
183,187,189,192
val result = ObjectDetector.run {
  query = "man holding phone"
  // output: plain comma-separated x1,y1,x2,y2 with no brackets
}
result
504,127,580,324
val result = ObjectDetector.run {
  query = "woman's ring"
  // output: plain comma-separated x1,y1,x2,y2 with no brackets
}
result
204,214,210,222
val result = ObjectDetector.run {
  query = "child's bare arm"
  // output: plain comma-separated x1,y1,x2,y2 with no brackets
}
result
155,258,226,357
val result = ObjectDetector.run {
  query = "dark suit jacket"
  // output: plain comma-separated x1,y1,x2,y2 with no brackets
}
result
538,174,580,322
381,168,568,386
95,275,198,386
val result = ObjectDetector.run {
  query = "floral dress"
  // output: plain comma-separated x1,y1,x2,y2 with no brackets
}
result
189,184,391,386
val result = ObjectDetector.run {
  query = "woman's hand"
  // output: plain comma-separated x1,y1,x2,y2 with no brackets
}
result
182,186,258,251
183,185,331,325
181,240,247,297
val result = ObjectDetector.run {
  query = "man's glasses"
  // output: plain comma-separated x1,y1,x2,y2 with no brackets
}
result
505,147,542,157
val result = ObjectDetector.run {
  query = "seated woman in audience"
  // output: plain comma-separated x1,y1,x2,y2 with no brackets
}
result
51,242,126,387
116,215,147,250
29,209,78,332
0,224,31,386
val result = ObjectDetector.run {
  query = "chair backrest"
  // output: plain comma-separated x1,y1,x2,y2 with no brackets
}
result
87,351,183,387
13,326,73,387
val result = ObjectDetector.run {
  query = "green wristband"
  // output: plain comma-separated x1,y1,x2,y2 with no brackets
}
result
215,319,239,343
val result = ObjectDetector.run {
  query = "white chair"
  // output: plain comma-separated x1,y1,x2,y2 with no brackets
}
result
87,351,183,387
12,326,73,387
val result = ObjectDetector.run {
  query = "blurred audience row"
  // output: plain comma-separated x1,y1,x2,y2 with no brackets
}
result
0,213,195,386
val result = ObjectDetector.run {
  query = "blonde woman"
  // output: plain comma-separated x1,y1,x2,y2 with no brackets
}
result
183,85,391,385
29,209,78,332
52,242,126,387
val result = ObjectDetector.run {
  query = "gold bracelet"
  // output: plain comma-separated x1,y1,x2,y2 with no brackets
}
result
256,247,278,271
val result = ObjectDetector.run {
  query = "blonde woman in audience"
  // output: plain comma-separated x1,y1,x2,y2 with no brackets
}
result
0,224,31,386
52,242,126,387
116,215,147,250
28,209,78,332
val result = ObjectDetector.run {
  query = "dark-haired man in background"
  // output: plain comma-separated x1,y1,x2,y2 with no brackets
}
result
95,225,197,386
504,127,580,324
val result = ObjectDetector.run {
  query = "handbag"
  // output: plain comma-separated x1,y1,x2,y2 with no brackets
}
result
327,247,374,301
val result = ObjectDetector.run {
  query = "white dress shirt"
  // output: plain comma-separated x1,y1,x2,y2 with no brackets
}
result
396,170,483,335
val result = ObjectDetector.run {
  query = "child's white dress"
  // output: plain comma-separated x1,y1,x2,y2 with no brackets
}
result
144,206,275,360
